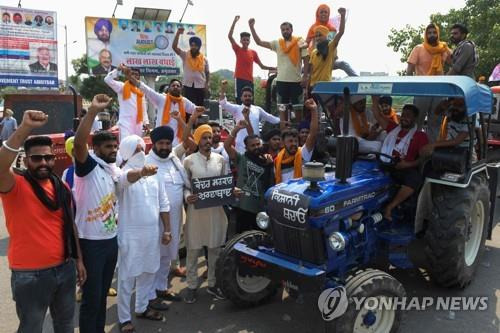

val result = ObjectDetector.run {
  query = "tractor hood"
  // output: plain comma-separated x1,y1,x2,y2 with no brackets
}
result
265,160,392,229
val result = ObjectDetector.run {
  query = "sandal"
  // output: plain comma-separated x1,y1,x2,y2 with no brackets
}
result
119,321,136,333
136,308,164,321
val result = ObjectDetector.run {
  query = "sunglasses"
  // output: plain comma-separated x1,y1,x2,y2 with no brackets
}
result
28,154,56,162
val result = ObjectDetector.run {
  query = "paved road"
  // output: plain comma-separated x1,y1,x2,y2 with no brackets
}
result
1,202,499,332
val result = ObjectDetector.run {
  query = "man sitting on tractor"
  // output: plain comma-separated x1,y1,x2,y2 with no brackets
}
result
371,96,429,220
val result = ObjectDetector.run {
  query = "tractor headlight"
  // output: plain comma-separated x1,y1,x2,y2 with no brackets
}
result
256,212,270,230
328,232,346,251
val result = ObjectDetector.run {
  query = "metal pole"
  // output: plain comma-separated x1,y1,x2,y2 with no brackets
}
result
179,2,189,22
112,2,118,18
64,25,69,87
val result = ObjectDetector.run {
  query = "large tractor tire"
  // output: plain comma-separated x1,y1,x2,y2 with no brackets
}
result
328,268,405,333
216,231,280,307
425,175,490,288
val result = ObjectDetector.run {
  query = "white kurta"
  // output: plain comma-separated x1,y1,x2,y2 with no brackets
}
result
104,69,149,140
183,152,228,250
145,145,187,259
116,170,170,279
139,82,195,146
219,97,280,153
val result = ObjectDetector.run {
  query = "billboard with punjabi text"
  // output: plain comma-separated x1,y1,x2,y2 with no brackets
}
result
85,16,206,76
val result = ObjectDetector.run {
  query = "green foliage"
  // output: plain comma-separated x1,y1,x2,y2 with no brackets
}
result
387,0,500,77
79,75,117,102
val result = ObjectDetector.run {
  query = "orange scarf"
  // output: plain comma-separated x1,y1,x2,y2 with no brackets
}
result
279,37,301,66
383,108,399,124
161,94,186,141
423,24,450,75
275,147,302,183
122,81,144,124
439,116,448,140
350,109,369,138
186,52,205,72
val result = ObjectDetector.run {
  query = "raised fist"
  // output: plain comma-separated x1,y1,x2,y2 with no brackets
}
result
234,15,240,22
90,94,112,112
338,7,346,16
177,26,185,34
21,110,48,129
248,18,255,26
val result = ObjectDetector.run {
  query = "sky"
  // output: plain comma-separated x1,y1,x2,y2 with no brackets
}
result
4,0,467,79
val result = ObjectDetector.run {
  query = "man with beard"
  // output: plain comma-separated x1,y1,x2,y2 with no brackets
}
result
308,7,345,89
126,67,200,145
173,27,210,106
249,18,309,118
104,64,149,140
209,120,231,172
183,125,242,303
89,18,112,64
275,99,319,183
228,15,276,103
407,23,451,76
263,128,282,159
225,121,275,232
407,23,452,139
0,111,86,333
72,94,121,333
219,81,281,153
92,49,116,75
371,100,429,221
447,23,478,78
116,135,171,331
145,125,191,306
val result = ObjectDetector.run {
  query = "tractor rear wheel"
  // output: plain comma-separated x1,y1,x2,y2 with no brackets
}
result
425,175,490,288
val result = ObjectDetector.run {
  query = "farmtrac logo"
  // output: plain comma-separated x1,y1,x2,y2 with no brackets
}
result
317,286,348,321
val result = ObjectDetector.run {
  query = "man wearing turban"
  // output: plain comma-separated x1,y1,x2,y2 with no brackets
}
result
182,124,242,303
308,7,346,89
173,26,210,107
145,126,191,305
88,18,113,67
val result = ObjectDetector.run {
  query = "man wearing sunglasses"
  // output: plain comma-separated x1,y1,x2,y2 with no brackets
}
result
0,110,86,332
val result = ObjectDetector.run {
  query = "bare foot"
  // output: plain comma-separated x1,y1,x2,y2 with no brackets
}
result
384,206,393,221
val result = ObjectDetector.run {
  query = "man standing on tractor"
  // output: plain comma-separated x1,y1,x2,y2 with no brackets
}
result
249,18,309,121
447,23,478,78
104,65,149,140
228,15,276,104
371,97,429,221
274,98,318,183
407,23,452,142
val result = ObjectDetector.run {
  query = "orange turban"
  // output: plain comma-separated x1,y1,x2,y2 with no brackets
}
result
314,25,330,37
193,124,212,145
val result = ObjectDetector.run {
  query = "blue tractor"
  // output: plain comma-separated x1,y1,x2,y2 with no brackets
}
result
216,77,498,332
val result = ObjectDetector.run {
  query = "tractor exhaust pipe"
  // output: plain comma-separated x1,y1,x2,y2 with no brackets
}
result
67,85,79,132
335,87,357,184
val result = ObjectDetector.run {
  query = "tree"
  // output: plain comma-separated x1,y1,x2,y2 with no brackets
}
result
69,54,116,102
387,0,499,77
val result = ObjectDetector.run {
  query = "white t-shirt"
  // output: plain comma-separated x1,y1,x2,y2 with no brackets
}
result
280,146,313,183
74,154,120,240
219,97,280,153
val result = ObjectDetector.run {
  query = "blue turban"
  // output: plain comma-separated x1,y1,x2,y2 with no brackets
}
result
298,120,310,131
189,36,202,48
150,126,174,144
94,19,113,36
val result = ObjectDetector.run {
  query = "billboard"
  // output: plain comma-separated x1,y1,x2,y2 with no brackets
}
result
85,17,207,76
0,6,58,88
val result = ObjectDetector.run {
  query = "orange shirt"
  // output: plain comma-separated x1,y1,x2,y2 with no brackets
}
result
1,174,65,269
407,44,451,75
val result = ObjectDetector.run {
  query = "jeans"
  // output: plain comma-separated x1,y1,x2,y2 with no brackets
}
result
11,260,76,333
186,247,221,289
79,237,118,333
333,60,358,77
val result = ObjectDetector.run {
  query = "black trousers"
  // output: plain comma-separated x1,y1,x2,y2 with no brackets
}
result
79,237,118,333
183,85,206,106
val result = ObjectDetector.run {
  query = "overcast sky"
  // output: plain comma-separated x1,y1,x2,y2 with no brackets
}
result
5,0,466,79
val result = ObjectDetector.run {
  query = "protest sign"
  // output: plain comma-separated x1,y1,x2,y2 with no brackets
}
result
191,175,234,209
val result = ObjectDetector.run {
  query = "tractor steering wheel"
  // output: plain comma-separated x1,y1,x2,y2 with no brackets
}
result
376,152,399,168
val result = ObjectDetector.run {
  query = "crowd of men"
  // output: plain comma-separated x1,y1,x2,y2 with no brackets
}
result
0,4,484,333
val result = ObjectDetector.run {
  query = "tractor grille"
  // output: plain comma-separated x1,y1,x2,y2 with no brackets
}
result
271,218,326,265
